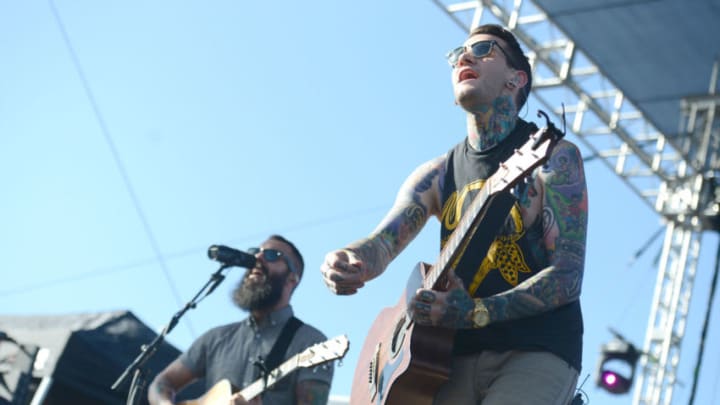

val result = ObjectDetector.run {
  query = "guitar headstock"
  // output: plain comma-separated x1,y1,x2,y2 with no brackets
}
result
489,109,565,192
296,335,350,368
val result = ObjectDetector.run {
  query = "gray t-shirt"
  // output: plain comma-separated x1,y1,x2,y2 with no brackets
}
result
179,306,333,403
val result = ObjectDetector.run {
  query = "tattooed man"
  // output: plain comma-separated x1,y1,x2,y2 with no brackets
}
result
149,235,333,405
322,24,587,405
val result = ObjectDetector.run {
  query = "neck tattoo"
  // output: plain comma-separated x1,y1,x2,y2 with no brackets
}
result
467,95,518,151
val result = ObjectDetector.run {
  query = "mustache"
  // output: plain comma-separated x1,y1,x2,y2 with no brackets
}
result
244,264,268,279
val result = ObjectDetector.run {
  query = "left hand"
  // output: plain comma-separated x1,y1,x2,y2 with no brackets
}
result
408,268,475,329
231,394,262,405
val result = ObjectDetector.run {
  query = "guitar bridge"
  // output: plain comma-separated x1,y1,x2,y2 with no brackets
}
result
368,342,380,401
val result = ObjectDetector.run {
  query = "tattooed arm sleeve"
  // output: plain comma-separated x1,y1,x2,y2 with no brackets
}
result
483,140,588,322
346,155,447,281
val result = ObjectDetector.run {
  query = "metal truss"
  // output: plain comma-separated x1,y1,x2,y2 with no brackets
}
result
429,0,696,213
634,95,718,404
431,1,720,404
633,220,702,405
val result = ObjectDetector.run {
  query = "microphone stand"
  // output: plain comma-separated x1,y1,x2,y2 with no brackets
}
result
112,263,232,405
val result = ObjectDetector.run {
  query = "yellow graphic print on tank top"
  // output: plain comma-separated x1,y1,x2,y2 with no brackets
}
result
441,179,532,296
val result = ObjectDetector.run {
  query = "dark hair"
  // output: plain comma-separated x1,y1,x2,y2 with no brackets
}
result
269,234,304,279
469,24,532,109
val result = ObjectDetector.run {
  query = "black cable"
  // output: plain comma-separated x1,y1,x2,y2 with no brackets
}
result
46,0,192,337
628,226,665,267
687,237,720,405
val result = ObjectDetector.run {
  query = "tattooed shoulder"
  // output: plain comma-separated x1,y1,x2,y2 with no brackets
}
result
405,154,447,216
542,141,585,185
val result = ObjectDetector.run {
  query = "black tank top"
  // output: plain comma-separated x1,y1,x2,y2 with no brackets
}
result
440,119,583,371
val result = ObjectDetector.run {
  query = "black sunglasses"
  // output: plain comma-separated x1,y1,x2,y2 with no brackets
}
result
248,247,298,274
446,40,516,68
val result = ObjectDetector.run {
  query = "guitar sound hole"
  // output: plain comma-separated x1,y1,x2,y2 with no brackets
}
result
390,315,407,356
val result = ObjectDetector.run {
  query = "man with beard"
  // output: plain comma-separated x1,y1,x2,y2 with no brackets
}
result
148,235,333,405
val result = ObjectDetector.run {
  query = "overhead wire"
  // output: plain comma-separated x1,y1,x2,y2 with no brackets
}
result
47,0,194,337
0,205,389,297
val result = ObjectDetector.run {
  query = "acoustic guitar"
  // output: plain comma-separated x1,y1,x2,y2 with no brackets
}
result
178,334,349,405
350,111,565,404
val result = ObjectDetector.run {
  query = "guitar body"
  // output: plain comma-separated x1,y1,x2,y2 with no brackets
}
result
177,335,349,405
351,263,454,405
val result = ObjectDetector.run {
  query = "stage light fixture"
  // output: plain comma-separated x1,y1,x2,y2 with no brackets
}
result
595,330,641,395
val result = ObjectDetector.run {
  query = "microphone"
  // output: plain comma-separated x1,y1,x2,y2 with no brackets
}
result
207,245,257,268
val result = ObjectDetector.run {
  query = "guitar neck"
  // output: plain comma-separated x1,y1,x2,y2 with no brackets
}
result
236,355,299,400
423,182,496,290
423,126,558,290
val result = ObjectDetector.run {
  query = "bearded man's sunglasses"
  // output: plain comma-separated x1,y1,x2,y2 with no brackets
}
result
446,40,516,68
248,247,298,274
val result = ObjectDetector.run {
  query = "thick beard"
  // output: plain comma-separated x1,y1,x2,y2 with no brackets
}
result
232,268,287,311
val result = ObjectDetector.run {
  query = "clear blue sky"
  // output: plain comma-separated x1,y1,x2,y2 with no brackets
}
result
2,1,719,404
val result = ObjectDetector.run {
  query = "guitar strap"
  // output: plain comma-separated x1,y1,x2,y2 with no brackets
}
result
264,316,303,373
445,122,537,288
454,191,518,288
